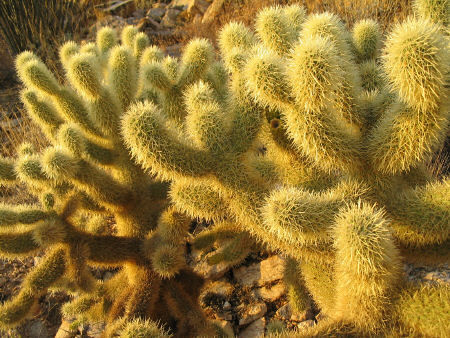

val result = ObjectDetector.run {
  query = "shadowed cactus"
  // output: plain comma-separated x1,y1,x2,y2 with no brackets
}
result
0,25,229,337
121,1,449,335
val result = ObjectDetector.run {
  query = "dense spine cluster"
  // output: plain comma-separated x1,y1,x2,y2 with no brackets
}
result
0,26,227,337
122,0,449,336
0,0,449,336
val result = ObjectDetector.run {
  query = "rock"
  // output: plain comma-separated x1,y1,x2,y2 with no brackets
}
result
132,9,145,19
187,0,210,16
315,311,327,321
103,271,114,281
275,303,292,320
297,319,315,330
55,319,77,338
147,7,166,21
200,280,234,308
28,320,50,338
164,43,182,57
215,312,233,321
206,280,234,297
86,322,106,338
252,283,285,302
0,276,6,286
153,2,167,8
190,249,230,279
161,8,181,27
202,0,225,24
275,303,312,322
239,317,266,338
223,301,231,310
215,320,234,336
137,17,161,31
169,0,191,10
239,302,267,326
291,310,311,322
234,255,285,287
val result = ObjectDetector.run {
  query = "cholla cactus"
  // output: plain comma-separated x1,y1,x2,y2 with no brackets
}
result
122,0,449,335
0,26,228,337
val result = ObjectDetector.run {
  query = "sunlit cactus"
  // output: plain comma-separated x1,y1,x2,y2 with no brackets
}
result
0,25,228,337
121,0,449,335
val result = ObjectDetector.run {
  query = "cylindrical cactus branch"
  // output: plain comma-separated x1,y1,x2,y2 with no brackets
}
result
120,1,449,335
1,0,449,335
1,24,221,335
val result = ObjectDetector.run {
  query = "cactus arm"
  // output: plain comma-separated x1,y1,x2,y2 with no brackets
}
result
108,46,137,112
0,230,40,258
177,39,214,89
283,257,312,315
394,283,450,337
0,204,48,227
57,124,116,165
352,19,381,62
184,81,227,154
255,6,296,55
205,232,252,266
369,18,449,174
0,247,66,328
0,157,17,185
387,178,450,246
283,37,362,173
332,203,401,329
227,98,264,156
42,148,132,208
17,55,102,136
122,101,214,180
169,179,230,221
21,90,64,140
261,180,367,247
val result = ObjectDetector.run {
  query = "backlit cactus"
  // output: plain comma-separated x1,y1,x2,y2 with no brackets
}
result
0,26,227,337
1,0,449,335
121,1,449,335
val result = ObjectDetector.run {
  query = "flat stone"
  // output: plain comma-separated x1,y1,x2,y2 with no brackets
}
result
252,283,285,301
239,302,267,326
238,317,266,338
234,255,285,287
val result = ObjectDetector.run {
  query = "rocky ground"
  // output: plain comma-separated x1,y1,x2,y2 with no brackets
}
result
1,1,449,337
